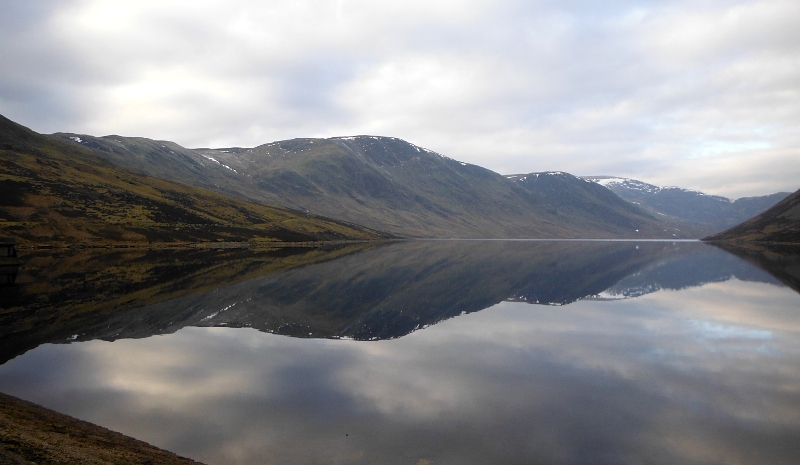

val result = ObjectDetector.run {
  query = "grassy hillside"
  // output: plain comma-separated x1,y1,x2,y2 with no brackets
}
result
52,132,697,238
704,188,800,244
0,115,388,246
0,392,205,464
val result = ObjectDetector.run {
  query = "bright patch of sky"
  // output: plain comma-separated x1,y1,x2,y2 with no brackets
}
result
0,0,798,197
690,140,772,159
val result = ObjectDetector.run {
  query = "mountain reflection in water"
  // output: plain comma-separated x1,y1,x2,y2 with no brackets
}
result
0,240,799,464
0,240,782,356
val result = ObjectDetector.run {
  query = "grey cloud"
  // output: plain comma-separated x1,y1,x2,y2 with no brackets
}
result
0,1,95,128
0,0,797,197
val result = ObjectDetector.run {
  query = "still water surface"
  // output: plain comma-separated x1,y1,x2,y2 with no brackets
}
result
1,240,799,464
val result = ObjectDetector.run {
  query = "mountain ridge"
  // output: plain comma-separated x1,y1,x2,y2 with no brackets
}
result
0,114,389,245
53,131,695,239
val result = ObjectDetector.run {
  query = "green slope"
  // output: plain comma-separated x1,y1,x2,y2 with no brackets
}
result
52,132,697,238
0,115,388,246
704,187,800,244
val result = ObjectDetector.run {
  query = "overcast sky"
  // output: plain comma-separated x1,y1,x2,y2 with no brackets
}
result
1,0,798,197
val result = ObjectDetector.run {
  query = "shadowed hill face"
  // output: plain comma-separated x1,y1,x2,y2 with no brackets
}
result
0,115,388,245
705,188,800,243
53,131,698,238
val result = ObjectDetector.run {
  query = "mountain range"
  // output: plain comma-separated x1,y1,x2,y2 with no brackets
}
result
583,176,791,234
0,112,792,242
50,130,735,239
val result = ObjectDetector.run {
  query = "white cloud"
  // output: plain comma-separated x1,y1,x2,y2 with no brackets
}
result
0,0,798,197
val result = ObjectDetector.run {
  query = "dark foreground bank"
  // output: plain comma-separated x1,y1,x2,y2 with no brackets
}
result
0,392,205,464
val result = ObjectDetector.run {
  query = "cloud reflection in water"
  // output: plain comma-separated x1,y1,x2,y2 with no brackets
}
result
1,278,799,464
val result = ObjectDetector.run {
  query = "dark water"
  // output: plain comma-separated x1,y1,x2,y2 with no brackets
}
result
1,240,799,464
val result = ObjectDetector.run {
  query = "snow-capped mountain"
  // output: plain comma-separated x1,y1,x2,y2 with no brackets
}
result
505,171,693,237
583,176,790,230
588,176,662,195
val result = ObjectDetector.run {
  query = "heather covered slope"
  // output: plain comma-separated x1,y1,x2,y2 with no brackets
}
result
53,132,695,238
704,188,800,244
0,115,388,245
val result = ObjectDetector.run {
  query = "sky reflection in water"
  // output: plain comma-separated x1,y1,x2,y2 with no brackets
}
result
0,243,799,465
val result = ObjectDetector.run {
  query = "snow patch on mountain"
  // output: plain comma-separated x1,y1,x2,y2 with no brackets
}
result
200,154,239,174
582,177,736,202
584,176,661,193
334,135,448,159
505,171,580,182
661,186,734,202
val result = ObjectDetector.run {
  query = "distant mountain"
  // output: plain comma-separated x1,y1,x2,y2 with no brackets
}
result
51,132,693,238
583,176,790,234
704,188,800,243
506,172,708,237
0,115,386,245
